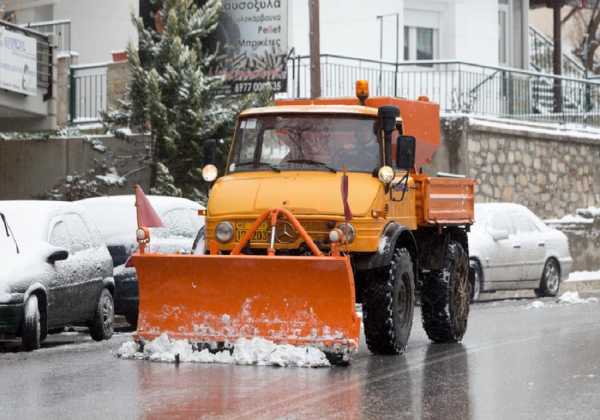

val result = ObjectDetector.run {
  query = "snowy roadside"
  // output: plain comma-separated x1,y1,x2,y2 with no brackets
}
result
526,291,599,310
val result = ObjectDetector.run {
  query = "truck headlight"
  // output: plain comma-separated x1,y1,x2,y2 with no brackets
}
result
378,166,395,184
337,223,356,243
215,222,234,243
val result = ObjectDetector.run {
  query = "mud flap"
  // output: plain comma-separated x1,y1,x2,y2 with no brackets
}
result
131,253,361,357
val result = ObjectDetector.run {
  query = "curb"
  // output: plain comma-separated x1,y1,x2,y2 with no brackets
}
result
560,279,600,294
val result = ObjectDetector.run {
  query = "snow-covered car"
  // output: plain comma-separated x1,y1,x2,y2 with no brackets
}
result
468,203,573,301
0,201,115,350
78,195,205,327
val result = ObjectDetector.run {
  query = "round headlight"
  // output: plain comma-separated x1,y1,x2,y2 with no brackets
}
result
202,164,218,182
378,166,395,184
337,223,356,243
328,228,343,243
215,221,234,243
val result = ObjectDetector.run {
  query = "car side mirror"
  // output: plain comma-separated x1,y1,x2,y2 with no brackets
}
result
47,249,69,264
396,135,416,171
490,228,509,241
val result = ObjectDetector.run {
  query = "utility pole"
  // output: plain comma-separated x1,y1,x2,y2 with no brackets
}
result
552,0,563,113
309,0,321,98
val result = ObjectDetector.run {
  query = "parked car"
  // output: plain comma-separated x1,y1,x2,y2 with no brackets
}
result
468,203,573,301
78,195,205,327
0,201,115,350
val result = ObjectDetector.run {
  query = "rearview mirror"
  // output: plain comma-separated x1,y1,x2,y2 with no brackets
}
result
396,135,416,171
489,228,509,241
47,249,69,264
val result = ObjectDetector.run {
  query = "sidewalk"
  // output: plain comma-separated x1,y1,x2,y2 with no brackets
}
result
561,271,600,294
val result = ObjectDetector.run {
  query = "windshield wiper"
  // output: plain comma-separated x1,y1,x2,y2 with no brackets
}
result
282,159,337,173
235,161,281,172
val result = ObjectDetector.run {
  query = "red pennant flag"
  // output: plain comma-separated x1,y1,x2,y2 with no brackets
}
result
134,185,164,228
341,168,353,222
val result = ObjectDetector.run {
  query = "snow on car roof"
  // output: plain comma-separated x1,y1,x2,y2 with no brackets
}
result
78,195,204,242
0,200,84,243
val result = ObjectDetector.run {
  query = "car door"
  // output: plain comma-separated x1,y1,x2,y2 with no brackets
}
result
47,218,73,327
484,210,522,284
62,213,104,322
511,209,546,282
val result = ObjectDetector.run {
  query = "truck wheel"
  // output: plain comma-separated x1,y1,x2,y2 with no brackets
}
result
89,289,114,341
421,240,470,343
469,259,482,302
363,247,415,355
21,295,41,351
535,259,560,297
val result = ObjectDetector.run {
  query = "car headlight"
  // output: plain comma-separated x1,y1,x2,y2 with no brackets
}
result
215,221,234,243
337,223,356,243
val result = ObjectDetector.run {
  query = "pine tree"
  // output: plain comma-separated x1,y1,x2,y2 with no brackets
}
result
104,0,272,200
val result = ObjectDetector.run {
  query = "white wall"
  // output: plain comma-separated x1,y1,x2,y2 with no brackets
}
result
289,0,503,66
53,0,138,64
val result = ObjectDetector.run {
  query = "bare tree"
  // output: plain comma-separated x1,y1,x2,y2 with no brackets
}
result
570,1,600,74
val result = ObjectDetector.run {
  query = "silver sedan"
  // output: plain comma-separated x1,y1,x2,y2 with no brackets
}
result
468,203,573,301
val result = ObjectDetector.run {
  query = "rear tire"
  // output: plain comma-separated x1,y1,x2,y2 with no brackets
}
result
469,259,482,302
421,239,470,343
535,259,561,297
89,289,114,341
22,295,41,351
363,247,415,355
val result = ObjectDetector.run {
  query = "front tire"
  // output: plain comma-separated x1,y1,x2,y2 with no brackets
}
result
89,289,114,341
363,247,415,355
22,295,41,351
535,259,560,297
422,239,470,343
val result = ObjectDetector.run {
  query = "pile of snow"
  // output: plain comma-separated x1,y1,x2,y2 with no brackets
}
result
545,214,593,225
115,334,331,368
568,271,600,282
558,291,599,305
96,167,126,186
527,300,545,309
576,207,600,219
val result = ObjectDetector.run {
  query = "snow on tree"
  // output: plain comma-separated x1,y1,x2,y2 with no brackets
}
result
104,0,273,200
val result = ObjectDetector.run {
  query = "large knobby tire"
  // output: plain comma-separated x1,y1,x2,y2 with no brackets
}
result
21,295,41,351
363,247,415,355
421,240,470,343
469,259,482,303
535,259,561,297
89,289,114,341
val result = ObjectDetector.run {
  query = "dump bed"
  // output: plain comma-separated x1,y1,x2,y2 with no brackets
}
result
414,175,475,226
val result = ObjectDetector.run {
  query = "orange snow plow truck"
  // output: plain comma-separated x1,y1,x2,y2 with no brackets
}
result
131,81,475,364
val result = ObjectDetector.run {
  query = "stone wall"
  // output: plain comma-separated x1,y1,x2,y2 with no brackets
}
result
0,134,152,200
438,116,600,219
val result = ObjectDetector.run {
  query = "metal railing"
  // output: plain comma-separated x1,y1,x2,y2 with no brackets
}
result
528,26,585,78
284,54,600,127
70,64,108,123
0,20,53,100
23,19,71,53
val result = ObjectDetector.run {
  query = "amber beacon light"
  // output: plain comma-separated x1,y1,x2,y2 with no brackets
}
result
356,80,369,104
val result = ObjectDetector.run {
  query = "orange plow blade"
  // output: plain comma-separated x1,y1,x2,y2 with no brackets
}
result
131,253,361,359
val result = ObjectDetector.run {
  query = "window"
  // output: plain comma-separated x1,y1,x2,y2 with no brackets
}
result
404,26,438,65
49,221,70,249
512,212,539,234
162,209,197,238
489,211,514,234
498,0,510,66
63,214,93,252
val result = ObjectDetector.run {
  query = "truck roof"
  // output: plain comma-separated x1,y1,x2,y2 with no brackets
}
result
241,104,380,117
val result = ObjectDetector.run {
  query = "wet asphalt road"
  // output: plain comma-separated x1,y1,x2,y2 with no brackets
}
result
1,295,600,420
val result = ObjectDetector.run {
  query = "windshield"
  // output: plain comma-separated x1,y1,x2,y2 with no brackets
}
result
228,115,380,173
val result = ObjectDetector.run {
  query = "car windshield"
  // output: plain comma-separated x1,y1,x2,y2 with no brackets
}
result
228,115,380,173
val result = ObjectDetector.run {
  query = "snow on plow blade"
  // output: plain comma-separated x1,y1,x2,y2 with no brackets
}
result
131,253,361,359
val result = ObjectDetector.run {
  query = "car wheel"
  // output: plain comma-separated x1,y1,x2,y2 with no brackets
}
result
89,289,114,341
535,259,561,297
469,259,482,302
22,295,41,351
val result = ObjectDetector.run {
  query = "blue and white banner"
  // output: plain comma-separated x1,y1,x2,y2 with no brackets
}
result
0,28,37,96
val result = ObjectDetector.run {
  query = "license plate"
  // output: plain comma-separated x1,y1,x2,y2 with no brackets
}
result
235,222,268,242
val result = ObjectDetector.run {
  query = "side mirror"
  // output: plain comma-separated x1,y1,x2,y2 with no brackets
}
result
489,228,509,241
396,135,416,171
378,106,400,166
47,249,69,264
203,139,217,166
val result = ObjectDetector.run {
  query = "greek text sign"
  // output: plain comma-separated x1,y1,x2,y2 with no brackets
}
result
0,28,37,96
221,0,289,94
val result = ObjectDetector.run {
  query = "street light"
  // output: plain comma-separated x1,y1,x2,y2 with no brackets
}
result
376,12,400,96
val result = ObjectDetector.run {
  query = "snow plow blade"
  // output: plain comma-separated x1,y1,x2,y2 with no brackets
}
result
131,253,361,360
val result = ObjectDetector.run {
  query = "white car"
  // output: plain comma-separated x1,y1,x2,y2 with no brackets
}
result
468,203,573,301
78,195,205,326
